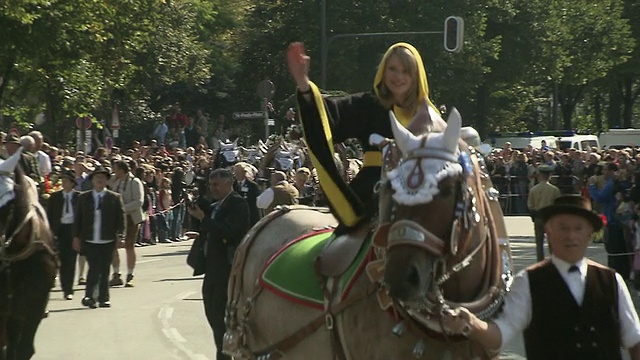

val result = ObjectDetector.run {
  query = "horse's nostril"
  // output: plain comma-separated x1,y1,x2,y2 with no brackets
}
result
406,265,420,288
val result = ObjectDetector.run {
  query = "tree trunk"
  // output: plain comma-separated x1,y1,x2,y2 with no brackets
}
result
551,82,559,129
621,77,638,128
593,93,603,133
0,56,17,105
44,76,60,145
475,83,489,139
559,84,585,130
608,84,623,128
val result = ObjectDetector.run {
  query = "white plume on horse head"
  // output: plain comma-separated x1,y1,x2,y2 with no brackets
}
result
0,147,23,208
387,108,464,206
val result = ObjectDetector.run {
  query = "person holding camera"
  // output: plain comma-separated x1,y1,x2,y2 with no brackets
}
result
188,169,249,360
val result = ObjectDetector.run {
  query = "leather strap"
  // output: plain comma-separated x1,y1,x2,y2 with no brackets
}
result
227,207,292,305
395,304,494,359
258,282,379,359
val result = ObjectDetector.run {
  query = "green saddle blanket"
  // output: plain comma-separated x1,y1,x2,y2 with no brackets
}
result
259,229,372,309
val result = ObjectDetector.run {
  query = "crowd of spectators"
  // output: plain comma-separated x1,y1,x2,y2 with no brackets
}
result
8,112,640,289
0,107,321,252
486,141,640,286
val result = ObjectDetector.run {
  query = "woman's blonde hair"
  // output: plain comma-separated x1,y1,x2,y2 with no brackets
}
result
376,46,419,111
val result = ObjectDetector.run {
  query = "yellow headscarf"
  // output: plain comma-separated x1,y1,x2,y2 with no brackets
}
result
372,42,439,126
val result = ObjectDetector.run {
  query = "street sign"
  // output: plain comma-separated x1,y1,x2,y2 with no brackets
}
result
111,104,120,129
85,129,92,153
233,111,265,120
257,80,275,100
267,119,275,126
76,116,92,130
76,130,82,152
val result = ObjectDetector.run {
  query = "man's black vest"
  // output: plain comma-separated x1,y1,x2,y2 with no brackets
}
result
524,259,621,359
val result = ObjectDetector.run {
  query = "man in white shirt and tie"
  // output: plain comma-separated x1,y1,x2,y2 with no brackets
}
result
46,170,79,300
73,166,125,309
444,194,640,359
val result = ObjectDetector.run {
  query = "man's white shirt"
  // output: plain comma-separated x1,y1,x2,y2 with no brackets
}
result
493,255,640,349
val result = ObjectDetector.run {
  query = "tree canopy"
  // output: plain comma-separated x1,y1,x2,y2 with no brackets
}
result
1,0,638,145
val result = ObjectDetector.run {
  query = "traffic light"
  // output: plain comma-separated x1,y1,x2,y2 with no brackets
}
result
444,16,464,52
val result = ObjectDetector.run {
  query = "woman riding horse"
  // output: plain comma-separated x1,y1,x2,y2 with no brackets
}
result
287,41,446,235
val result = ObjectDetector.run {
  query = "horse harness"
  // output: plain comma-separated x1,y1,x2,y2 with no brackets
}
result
224,143,511,359
224,206,378,360
0,204,55,269
367,142,510,354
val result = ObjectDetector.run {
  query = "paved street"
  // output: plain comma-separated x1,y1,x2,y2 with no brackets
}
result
32,216,632,359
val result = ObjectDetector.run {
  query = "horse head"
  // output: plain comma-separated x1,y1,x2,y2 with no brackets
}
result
381,107,468,302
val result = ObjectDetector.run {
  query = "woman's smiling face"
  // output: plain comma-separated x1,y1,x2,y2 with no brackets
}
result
383,54,413,103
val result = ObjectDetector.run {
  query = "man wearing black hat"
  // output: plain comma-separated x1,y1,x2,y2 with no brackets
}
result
443,195,640,359
46,170,80,300
72,166,125,308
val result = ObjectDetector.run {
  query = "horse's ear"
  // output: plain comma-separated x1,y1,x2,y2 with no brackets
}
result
443,107,462,153
389,110,420,154
0,147,23,173
407,100,432,135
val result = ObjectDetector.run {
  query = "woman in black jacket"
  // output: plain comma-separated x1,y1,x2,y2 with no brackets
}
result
287,41,446,235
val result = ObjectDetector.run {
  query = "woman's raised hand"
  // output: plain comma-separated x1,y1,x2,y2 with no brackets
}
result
287,42,311,92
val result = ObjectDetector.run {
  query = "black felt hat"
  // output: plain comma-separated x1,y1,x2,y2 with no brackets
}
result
61,169,77,184
88,165,110,180
539,195,603,231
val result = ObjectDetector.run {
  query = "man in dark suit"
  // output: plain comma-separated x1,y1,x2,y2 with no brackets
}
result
189,168,249,360
233,162,260,227
46,169,80,300
72,166,125,309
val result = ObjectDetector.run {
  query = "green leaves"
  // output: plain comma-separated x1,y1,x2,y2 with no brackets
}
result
2,0,639,145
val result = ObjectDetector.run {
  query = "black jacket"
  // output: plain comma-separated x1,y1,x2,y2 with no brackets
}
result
46,189,79,235
234,178,261,226
73,190,126,242
199,192,250,278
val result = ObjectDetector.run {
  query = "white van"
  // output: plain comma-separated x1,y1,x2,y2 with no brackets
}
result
556,134,600,151
599,129,640,149
483,133,557,151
